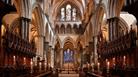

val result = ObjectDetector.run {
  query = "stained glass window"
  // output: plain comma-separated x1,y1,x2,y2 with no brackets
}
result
64,49,74,63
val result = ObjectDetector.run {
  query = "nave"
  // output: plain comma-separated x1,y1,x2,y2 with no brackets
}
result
0,0,138,77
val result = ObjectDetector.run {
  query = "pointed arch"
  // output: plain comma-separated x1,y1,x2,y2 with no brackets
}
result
62,36,75,48
94,4,106,36
66,24,72,34
55,24,60,34
60,24,65,34
73,24,78,34
31,4,44,36
79,24,83,34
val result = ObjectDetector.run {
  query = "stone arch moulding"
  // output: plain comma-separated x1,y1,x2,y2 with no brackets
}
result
62,36,75,48
94,4,106,36
55,24,60,34
31,3,44,37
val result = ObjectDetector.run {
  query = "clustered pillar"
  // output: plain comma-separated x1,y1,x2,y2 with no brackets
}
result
93,36,98,64
107,17,119,41
45,42,49,67
51,48,54,68
38,35,44,59
89,42,93,64
20,17,30,40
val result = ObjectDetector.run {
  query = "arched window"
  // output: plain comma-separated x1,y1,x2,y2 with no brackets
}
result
60,4,77,21
66,4,71,21
64,49,74,62
61,8,65,21
72,8,76,21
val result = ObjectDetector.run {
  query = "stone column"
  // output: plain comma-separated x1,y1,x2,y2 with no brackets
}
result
33,36,45,66
108,17,119,41
45,42,49,68
48,46,51,67
20,17,30,40
53,48,56,68
93,36,98,64
83,46,90,64
44,42,48,61
80,48,84,68
37,35,44,60
81,48,86,66
51,47,54,68
74,48,78,67
60,48,63,69
89,42,93,64
48,46,52,67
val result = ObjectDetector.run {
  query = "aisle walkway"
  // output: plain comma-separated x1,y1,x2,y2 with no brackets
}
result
58,70,79,77
59,73,79,77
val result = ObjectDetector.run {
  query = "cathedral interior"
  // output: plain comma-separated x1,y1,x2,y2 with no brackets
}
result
0,0,138,77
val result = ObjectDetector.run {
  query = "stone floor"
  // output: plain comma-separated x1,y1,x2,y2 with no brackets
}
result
58,70,79,77
47,69,86,77
58,73,79,77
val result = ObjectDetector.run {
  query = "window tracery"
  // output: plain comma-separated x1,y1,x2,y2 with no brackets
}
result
60,4,77,21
